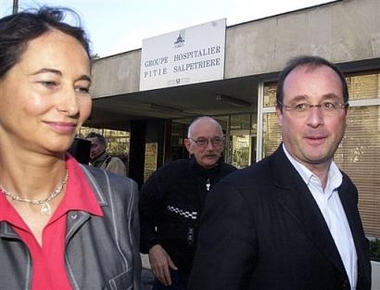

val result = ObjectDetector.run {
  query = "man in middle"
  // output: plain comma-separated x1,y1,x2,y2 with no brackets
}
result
139,116,237,290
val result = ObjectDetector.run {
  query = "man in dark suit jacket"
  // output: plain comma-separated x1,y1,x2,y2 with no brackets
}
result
188,56,371,290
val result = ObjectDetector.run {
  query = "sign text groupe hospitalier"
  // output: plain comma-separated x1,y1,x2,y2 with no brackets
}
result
143,46,222,78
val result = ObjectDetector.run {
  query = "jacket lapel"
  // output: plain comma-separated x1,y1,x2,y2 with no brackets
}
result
338,178,370,286
270,146,348,277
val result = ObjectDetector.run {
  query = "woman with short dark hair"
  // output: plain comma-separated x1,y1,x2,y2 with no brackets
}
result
0,7,141,289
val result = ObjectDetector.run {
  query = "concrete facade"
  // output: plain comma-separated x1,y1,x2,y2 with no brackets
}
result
91,49,141,98
90,0,380,99
224,0,380,77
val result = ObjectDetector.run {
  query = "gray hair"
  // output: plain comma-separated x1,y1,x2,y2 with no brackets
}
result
187,116,223,138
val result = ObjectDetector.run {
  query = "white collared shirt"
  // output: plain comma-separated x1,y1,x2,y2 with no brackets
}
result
283,144,358,290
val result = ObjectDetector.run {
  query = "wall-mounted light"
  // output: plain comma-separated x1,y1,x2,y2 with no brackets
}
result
216,95,252,107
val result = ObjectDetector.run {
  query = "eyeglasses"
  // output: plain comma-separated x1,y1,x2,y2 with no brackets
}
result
279,100,348,118
189,137,225,148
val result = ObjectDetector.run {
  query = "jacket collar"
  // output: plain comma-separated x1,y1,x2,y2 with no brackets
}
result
189,156,223,176
91,151,109,168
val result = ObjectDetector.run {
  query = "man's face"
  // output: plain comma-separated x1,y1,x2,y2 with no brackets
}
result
87,137,106,159
276,65,347,170
184,119,225,169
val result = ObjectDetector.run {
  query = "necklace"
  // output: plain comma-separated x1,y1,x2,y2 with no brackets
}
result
0,170,69,216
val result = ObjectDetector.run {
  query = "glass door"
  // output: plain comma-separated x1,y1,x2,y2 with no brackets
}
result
227,114,257,168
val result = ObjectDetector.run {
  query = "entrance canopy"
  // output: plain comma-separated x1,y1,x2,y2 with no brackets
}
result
85,74,269,131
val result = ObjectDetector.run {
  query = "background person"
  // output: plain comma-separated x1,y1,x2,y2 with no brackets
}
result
188,56,371,290
139,116,237,290
0,7,141,289
86,132,127,175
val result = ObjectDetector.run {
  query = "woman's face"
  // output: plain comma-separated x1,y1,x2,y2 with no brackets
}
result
0,29,92,155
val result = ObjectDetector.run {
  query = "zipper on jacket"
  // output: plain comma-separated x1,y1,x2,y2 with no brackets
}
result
206,178,211,191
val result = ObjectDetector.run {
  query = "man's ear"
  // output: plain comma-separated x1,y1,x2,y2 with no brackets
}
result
184,139,193,154
276,105,283,127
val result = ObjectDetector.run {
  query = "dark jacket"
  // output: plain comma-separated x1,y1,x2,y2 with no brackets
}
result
139,157,236,272
0,165,141,290
188,145,371,290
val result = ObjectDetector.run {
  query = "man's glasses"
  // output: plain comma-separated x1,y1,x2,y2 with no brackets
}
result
189,137,225,148
279,100,348,118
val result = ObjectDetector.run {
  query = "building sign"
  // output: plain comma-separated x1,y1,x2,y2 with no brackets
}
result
140,18,226,90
